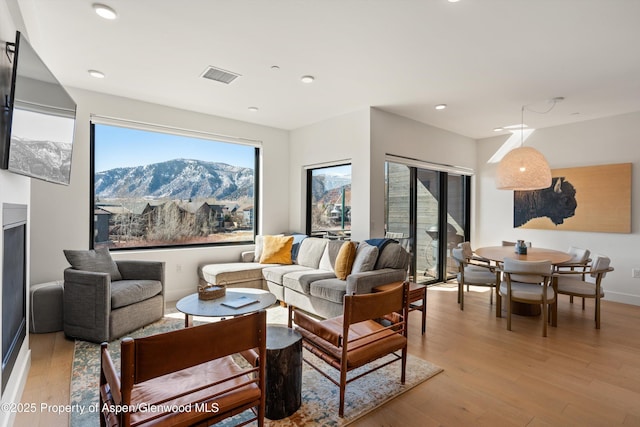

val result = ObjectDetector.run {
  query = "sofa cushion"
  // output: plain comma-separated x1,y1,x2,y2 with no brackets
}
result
351,243,379,274
318,240,345,272
64,248,122,281
199,262,268,285
110,279,163,309
282,269,337,294
375,243,409,270
335,241,357,280
296,238,328,269
260,235,294,264
262,265,311,286
310,278,348,304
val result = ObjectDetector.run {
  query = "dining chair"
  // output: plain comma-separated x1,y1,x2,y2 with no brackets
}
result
497,258,555,337
554,254,612,329
451,245,500,313
554,246,591,307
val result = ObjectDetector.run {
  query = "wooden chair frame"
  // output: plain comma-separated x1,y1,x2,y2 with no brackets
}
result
497,260,556,337
289,281,409,417
452,246,500,313
554,261,613,329
100,310,266,427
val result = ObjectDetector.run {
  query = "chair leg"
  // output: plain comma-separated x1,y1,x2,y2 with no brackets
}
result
496,291,502,318
582,297,586,310
401,347,407,384
459,281,464,310
339,368,347,417
506,298,512,331
542,303,548,337
595,296,601,329
570,295,574,304
489,287,493,305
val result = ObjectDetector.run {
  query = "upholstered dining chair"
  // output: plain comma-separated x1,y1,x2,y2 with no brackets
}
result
554,246,591,307
554,254,612,329
451,246,500,313
100,310,267,427
497,258,555,337
289,281,409,417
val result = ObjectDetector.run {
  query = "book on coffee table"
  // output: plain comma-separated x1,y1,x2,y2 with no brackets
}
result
221,296,259,309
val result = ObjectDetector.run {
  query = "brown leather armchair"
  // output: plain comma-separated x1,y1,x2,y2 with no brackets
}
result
289,281,409,417
100,310,267,427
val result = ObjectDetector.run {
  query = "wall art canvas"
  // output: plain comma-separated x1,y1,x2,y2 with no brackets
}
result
514,163,631,233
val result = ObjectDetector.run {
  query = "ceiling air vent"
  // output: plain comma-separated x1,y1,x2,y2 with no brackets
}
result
201,66,241,84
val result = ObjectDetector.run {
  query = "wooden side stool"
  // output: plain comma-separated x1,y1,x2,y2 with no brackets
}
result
373,281,427,335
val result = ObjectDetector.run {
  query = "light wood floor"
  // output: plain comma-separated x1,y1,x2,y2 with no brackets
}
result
15,284,640,426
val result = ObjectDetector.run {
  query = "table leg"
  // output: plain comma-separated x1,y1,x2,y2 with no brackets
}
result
184,314,193,328
421,289,427,335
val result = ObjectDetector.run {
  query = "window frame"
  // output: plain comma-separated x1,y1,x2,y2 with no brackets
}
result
305,163,352,238
89,121,260,251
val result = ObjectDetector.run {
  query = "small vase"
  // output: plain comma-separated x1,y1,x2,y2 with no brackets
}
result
516,240,527,255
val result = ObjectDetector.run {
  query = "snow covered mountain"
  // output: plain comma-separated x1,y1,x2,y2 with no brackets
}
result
95,159,253,200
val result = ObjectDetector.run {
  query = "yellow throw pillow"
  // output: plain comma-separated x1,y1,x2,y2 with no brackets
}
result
260,235,294,264
334,241,357,280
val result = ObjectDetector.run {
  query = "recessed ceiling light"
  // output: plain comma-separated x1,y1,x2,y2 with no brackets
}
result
92,3,117,20
271,65,280,70
435,104,447,110
88,69,105,79
493,127,504,132
448,0,461,3
300,75,315,84
248,106,259,112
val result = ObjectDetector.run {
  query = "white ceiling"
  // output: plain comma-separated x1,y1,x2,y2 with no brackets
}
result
13,0,640,139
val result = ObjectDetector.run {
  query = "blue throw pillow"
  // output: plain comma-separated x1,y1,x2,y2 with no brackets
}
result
290,233,308,261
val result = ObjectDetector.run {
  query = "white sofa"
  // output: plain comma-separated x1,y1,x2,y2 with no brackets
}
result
198,237,409,319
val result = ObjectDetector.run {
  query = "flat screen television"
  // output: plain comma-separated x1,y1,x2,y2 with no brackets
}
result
0,31,76,185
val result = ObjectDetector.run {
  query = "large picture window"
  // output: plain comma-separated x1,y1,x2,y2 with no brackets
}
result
306,164,351,239
91,122,259,250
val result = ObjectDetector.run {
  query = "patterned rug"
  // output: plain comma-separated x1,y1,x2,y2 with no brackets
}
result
70,308,442,426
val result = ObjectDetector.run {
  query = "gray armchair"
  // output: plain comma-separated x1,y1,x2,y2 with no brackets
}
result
63,258,165,343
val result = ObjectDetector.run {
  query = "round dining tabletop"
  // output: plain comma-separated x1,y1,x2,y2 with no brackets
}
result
475,246,572,265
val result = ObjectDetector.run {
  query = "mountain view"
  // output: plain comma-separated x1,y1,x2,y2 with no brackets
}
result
95,159,253,200
8,137,72,184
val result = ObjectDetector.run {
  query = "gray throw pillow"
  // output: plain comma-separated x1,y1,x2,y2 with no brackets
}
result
351,242,379,274
63,248,122,281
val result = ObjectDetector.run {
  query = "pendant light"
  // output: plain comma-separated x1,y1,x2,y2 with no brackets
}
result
495,99,562,191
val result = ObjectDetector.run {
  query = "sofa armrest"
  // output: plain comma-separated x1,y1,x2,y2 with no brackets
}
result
241,251,256,262
63,268,111,342
346,268,408,295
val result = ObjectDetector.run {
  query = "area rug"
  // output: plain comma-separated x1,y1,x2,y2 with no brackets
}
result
70,310,442,426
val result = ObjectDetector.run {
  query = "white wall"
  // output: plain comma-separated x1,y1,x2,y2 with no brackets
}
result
476,111,640,305
370,108,477,237
29,89,290,302
289,109,371,241
288,108,477,241
0,2,30,425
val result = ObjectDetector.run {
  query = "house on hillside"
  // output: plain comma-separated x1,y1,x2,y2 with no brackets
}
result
195,203,225,235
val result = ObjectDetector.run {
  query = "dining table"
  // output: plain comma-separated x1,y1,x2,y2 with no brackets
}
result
475,246,572,265
474,246,572,316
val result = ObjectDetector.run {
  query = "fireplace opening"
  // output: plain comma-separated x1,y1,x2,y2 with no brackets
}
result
2,203,27,394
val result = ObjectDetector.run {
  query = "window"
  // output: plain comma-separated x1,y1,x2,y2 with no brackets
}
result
306,164,351,239
91,122,259,250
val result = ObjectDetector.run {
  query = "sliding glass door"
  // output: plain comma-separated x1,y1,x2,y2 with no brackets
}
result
385,161,471,284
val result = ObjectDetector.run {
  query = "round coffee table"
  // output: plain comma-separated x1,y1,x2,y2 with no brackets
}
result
176,288,277,327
